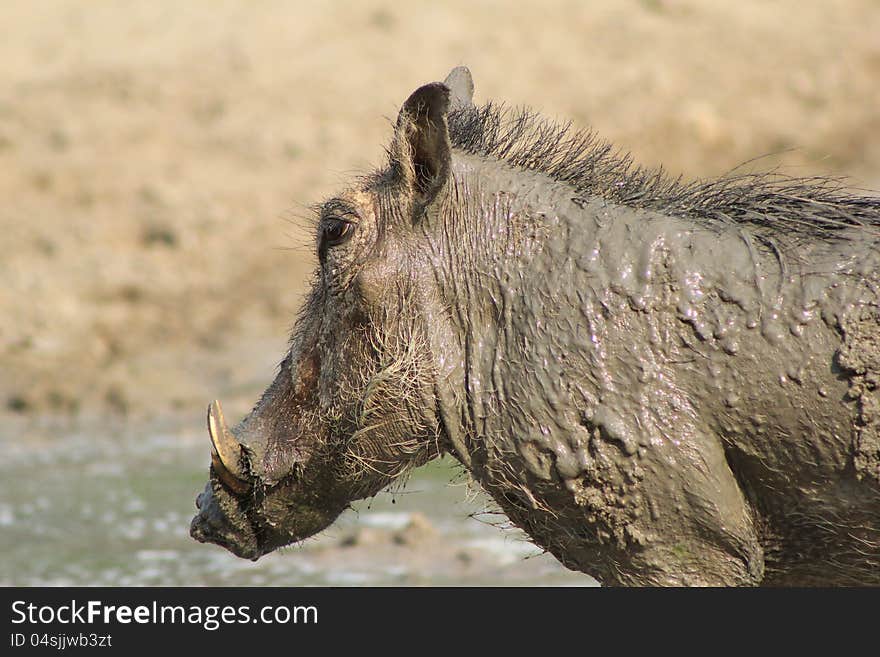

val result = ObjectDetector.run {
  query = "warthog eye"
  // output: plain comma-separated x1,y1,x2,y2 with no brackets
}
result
320,217,355,249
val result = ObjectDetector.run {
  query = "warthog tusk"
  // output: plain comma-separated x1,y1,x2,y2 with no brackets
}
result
207,400,250,493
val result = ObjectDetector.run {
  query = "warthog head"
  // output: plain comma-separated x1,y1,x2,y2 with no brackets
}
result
190,67,475,559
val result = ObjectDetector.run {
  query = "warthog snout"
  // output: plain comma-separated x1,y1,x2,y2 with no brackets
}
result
190,480,261,561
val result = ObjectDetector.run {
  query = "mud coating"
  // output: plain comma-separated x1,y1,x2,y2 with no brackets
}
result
191,67,880,586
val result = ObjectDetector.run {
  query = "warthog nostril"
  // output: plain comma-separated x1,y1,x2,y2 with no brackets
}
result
190,517,206,542
190,514,218,545
196,492,205,509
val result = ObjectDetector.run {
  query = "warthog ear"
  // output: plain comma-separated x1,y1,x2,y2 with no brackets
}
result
444,66,474,112
394,82,452,208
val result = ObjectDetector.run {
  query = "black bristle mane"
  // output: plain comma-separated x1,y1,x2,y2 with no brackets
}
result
447,102,880,243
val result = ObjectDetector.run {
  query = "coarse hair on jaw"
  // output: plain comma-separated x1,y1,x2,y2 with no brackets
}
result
443,102,880,245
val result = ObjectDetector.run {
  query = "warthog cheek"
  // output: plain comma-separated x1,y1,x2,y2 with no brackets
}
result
293,350,320,402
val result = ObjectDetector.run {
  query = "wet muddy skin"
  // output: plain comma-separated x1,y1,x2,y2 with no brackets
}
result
437,161,880,585
191,68,880,586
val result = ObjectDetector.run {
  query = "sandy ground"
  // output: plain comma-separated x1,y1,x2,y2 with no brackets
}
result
3,0,880,426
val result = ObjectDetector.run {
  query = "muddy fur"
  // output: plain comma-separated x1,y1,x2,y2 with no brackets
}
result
339,303,441,494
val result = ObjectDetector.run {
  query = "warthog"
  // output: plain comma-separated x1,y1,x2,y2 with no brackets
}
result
191,67,880,586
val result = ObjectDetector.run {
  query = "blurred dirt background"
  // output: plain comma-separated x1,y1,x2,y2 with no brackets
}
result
2,0,879,426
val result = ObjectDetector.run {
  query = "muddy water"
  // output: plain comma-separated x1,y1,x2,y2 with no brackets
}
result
0,419,596,586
